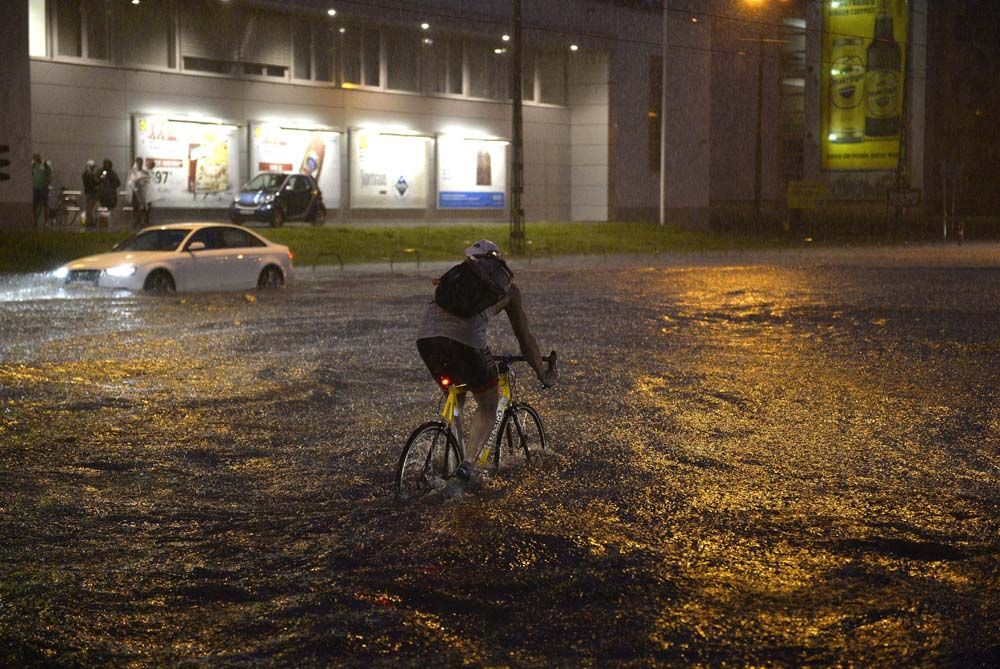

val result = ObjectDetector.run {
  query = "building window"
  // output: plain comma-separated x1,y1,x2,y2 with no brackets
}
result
537,51,566,105
84,0,109,60
363,28,381,87
29,0,47,57
342,27,361,84
521,48,536,101
315,25,338,82
386,28,419,92
53,0,110,60
293,17,312,79
467,40,508,100
179,1,289,77
117,0,174,68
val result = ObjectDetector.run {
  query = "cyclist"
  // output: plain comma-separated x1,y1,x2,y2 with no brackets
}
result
416,240,557,481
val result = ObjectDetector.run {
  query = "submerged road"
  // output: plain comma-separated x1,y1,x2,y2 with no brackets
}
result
1,245,999,665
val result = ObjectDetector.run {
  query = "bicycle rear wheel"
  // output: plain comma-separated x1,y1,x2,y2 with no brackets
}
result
396,421,462,500
494,402,546,469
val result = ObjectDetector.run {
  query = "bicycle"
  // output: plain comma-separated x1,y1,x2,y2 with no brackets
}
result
395,351,557,500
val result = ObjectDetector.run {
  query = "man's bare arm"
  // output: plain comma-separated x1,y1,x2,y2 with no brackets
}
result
498,284,547,381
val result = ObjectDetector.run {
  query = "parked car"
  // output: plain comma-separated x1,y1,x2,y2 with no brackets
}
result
229,172,326,227
52,223,294,293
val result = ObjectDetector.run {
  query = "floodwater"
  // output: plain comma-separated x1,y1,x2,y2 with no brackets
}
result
1,246,999,666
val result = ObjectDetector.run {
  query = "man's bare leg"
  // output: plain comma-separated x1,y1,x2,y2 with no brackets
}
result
466,385,499,466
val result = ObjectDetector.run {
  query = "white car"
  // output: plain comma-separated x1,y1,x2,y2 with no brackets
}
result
52,223,294,293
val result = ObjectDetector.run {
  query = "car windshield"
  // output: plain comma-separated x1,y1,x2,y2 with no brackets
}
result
244,173,285,191
112,229,191,252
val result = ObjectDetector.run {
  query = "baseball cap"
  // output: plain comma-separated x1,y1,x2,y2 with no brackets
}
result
464,239,501,257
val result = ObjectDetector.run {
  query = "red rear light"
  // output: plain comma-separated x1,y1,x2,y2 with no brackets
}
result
440,377,450,387
287,250,294,261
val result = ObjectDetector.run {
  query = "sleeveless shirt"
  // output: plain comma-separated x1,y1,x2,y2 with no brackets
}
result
417,300,493,350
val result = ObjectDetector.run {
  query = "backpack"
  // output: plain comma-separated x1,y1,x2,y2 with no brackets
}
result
434,255,513,318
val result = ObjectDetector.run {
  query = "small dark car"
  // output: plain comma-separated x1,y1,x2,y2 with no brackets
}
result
229,172,326,227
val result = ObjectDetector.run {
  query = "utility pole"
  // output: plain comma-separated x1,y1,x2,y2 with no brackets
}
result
753,32,764,233
509,0,526,253
658,0,669,225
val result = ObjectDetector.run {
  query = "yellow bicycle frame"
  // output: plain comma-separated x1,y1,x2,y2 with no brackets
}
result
439,373,512,467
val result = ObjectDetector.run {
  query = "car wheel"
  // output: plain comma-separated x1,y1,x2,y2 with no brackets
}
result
257,265,284,289
270,207,285,228
144,269,176,294
310,204,327,226
229,213,241,225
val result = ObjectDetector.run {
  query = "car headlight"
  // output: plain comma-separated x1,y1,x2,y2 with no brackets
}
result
104,264,137,278
263,193,276,204
52,266,69,279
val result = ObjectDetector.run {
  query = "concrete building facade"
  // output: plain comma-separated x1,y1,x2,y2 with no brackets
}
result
0,0,929,231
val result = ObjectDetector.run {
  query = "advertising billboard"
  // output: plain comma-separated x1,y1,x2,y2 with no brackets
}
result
133,115,240,208
822,0,908,171
250,124,341,208
349,129,430,209
437,135,508,209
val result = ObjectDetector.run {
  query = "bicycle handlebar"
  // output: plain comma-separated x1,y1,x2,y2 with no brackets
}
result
496,351,558,388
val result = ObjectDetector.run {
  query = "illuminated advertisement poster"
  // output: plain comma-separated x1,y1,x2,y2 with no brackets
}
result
133,115,240,207
250,124,342,207
436,135,508,209
822,0,908,171
349,129,430,209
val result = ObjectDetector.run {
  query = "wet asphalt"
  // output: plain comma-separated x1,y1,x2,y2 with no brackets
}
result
1,244,999,666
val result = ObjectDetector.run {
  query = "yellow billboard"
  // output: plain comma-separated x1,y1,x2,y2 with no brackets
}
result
822,0,908,171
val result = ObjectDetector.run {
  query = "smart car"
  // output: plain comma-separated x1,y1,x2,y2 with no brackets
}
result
52,223,294,293
228,172,326,227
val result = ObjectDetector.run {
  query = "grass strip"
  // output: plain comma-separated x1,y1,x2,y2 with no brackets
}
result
1,222,781,273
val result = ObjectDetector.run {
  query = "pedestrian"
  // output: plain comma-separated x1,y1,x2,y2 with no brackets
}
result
144,158,157,226
97,159,121,227
81,159,99,227
126,157,151,229
31,153,52,226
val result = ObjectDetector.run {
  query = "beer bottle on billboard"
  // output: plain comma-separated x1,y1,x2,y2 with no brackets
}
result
864,0,902,137
828,37,866,143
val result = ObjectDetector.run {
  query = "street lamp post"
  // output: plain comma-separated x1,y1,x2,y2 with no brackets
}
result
659,0,670,226
754,32,764,232
509,0,525,254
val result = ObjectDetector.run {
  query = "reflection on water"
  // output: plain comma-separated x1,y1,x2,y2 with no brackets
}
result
1,254,999,665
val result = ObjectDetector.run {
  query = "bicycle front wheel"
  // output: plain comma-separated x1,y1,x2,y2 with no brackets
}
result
494,403,546,469
396,421,462,500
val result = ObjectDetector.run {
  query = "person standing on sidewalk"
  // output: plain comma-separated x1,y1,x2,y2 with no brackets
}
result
81,160,99,227
97,159,120,227
143,158,157,226
31,153,52,226
126,157,151,229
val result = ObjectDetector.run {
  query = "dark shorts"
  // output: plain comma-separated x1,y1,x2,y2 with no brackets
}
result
417,337,497,393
